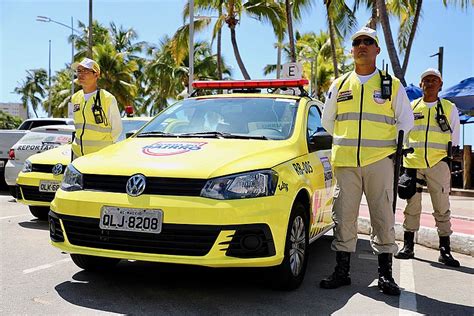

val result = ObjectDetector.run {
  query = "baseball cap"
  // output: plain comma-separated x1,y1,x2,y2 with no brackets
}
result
351,27,379,45
420,68,442,81
72,58,100,74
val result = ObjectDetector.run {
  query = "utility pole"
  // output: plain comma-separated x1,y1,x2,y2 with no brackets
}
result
71,16,75,98
430,46,444,77
88,0,93,58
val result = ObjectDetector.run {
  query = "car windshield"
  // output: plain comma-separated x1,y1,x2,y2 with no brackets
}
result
138,97,299,140
118,119,150,141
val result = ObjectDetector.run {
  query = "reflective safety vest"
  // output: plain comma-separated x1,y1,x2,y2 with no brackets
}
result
403,98,453,169
332,70,399,167
71,89,116,157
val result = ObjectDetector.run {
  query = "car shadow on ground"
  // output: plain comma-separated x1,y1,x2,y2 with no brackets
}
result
53,235,472,315
18,220,49,231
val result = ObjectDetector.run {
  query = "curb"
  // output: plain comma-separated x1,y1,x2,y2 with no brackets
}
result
358,217,473,256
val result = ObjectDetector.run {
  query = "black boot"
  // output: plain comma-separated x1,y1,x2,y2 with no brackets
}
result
320,251,351,289
395,231,415,259
438,236,460,267
378,253,401,296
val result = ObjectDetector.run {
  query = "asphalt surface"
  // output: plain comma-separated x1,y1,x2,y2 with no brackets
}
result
1,191,473,315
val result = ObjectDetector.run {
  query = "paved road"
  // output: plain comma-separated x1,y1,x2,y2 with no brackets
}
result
1,192,473,315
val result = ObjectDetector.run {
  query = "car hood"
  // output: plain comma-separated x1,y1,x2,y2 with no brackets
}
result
27,144,71,165
73,137,302,178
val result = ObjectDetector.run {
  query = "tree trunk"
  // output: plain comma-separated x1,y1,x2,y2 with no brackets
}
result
217,5,223,80
230,25,250,79
326,0,339,78
377,0,406,86
367,1,378,29
402,0,423,77
285,0,296,62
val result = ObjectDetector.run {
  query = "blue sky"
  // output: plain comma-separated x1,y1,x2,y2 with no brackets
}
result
1,0,473,144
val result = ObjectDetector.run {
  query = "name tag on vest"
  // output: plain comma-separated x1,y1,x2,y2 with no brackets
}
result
337,90,353,102
414,112,424,120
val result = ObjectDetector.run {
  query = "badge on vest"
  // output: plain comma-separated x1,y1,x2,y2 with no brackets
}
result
336,90,353,102
373,90,386,104
414,112,424,120
73,104,80,112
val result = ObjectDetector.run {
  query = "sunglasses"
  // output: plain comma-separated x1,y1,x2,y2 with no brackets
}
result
76,69,95,74
352,38,376,47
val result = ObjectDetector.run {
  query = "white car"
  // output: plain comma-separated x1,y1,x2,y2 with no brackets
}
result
4,125,74,194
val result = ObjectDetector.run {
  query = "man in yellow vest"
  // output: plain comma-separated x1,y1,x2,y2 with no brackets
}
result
71,58,122,158
395,68,460,267
320,27,414,296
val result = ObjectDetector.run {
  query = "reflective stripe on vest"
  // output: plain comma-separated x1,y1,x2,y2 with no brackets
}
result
403,98,453,169
332,71,399,167
71,89,115,157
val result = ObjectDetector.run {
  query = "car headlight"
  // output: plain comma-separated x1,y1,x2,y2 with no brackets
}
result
201,170,278,200
61,165,83,191
22,160,32,173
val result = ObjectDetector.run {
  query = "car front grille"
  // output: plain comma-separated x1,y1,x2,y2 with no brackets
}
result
32,164,56,173
82,174,207,196
20,185,55,202
58,213,220,256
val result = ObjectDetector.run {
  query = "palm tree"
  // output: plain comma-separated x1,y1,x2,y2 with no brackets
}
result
94,43,138,112
324,0,357,79
376,0,406,86
14,69,47,118
48,69,77,118
187,0,285,79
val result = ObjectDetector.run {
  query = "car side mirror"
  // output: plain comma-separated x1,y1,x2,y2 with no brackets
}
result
126,130,137,139
309,131,333,151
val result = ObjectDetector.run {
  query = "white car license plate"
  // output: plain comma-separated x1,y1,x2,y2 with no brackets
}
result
99,207,163,234
39,180,61,193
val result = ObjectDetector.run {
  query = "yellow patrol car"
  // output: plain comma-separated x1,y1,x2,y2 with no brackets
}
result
50,79,335,290
16,117,151,220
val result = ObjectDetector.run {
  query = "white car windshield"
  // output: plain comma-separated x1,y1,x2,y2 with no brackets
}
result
138,97,299,140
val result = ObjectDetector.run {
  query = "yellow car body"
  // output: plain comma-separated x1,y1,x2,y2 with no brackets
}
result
16,117,151,219
50,87,335,289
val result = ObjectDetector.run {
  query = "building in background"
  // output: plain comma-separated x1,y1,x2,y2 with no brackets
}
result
0,103,27,120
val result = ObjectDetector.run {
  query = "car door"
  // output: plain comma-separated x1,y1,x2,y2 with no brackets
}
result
305,101,335,238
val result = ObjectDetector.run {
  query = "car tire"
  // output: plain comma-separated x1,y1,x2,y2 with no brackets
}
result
70,254,120,271
29,206,50,220
270,201,309,290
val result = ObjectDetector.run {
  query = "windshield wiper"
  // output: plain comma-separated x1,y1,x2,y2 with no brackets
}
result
179,131,268,140
136,131,178,138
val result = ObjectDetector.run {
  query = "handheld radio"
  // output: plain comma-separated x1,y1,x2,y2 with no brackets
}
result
92,89,106,125
435,99,451,132
380,64,392,100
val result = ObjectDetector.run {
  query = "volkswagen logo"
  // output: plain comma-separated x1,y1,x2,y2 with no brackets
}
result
52,164,63,176
126,174,146,197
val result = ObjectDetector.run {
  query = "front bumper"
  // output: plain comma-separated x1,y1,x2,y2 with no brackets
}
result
50,189,293,267
16,171,62,207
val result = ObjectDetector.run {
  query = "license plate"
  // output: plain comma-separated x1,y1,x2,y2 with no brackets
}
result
0,160,4,168
99,206,163,234
39,180,61,193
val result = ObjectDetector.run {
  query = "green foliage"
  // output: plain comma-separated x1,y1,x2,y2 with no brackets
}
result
0,110,22,129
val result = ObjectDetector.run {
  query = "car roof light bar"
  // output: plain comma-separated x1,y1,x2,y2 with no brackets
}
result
192,79,309,90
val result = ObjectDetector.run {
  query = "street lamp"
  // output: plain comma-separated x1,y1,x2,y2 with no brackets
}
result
36,15,80,117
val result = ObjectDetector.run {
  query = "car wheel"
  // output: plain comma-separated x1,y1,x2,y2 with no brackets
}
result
270,201,309,290
29,206,50,220
70,254,120,271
